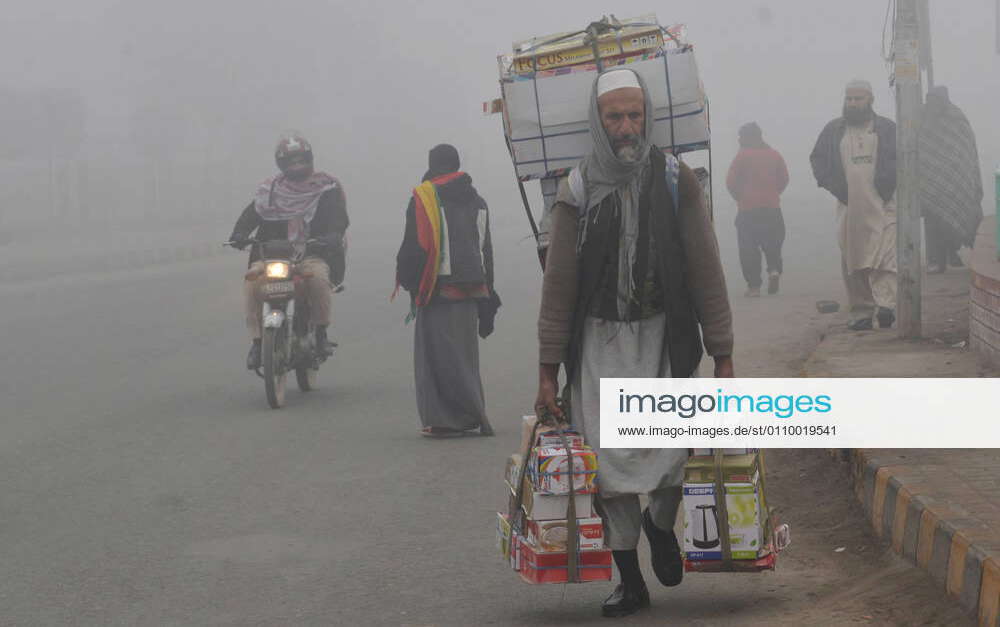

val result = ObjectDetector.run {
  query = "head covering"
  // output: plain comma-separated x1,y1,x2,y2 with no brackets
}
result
917,85,983,246
738,121,765,148
845,79,874,95
424,144,461,181
578,68,654,210
576,68,655,319
596,69,642,96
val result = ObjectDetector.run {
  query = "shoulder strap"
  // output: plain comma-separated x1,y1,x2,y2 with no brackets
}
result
567,168,585,215
664,153,680,214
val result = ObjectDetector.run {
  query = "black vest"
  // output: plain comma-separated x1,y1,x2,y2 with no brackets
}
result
566,148,703,379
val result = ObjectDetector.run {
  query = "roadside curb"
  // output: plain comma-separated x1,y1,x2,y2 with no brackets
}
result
806,311,1000,626
845,449,999,626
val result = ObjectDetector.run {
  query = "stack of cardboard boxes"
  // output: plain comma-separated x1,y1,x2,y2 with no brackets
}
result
681,449,777,572
495,15,709,182
498,417,612,584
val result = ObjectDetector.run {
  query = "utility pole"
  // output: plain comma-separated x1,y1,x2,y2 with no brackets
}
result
895,0,923,339
918,0,934,88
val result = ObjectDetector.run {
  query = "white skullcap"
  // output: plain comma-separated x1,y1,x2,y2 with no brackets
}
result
845,79,873,94
597,70,642,97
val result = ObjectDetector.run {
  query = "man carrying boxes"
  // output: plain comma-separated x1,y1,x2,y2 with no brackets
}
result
534,66,735,618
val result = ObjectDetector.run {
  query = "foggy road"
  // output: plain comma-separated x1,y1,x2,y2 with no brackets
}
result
0,241,970,626
1,0,997,624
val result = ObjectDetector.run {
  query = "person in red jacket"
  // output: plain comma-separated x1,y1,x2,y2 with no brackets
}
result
726,122,789,296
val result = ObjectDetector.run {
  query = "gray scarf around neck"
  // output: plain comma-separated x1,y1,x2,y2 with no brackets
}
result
576,69,655,319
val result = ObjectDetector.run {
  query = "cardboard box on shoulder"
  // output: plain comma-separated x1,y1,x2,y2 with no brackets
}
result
498,16,708,181
510,16,665,74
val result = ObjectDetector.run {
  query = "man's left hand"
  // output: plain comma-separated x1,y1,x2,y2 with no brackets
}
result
713,355,735,378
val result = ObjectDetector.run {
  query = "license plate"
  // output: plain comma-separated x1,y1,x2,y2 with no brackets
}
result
262,280,294,295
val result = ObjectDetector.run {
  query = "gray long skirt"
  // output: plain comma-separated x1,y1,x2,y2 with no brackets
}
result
571,313,690,498
414,301,486,430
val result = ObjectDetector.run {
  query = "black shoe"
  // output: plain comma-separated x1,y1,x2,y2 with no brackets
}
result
601,581,650,618
847,317,873,331
643,507,684,587
315,327,335,357
767,271,780,295
246,342,261,370
876,307,895,329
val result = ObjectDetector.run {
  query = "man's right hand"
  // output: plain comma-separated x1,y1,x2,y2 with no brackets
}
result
228,234,250,251
535,363,563,422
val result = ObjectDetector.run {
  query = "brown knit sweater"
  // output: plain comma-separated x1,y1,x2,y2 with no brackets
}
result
538,163,734,365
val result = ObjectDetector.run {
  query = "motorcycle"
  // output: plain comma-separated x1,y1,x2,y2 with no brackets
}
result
225,238,342,409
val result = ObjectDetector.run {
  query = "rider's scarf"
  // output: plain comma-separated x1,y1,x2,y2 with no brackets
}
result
408,171,465,310
253,171,339,243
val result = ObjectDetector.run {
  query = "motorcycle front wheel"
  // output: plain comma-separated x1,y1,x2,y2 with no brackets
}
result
295,363,317,391
262,326,287,409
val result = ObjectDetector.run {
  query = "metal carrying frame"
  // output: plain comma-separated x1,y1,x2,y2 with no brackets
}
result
495,17,714,267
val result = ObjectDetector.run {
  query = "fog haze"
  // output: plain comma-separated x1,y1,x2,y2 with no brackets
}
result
1,1,998,339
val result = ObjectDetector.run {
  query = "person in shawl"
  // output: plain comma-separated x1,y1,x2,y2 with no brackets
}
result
810,79,898,331
917,86,984,273
395,144,498,438
229,133,348,369
535,69,734,618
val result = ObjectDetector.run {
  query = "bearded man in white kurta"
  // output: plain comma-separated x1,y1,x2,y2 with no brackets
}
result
810,79,898,330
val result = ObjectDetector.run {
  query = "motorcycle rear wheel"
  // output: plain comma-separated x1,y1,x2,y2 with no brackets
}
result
262,326,287,409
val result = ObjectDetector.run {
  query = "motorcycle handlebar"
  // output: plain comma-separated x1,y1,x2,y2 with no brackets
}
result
223,238,325,248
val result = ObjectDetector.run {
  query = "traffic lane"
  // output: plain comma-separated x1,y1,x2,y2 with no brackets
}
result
0,245,972,625
0,256,405,624
0,251,533,625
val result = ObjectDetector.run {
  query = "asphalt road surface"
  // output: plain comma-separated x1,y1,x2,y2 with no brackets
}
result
0,233,971,626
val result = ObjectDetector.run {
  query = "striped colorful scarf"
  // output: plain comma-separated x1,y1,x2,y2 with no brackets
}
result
393,171,465,319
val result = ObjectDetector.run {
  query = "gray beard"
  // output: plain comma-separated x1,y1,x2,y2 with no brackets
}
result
615,143,642,163
843,106,874,127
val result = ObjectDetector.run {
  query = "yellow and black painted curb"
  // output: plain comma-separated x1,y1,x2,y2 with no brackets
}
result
849,449,1000,626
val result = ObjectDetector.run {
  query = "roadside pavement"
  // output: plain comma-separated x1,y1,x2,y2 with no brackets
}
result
804,267,1000,625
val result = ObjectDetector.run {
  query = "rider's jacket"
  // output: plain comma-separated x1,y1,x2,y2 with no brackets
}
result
230,187,349,283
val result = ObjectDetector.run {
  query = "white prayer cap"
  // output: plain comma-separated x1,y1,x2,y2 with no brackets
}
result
597,69,642,97
845,78,873,94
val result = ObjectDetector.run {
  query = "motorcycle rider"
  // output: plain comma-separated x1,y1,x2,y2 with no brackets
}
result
228,133,348,370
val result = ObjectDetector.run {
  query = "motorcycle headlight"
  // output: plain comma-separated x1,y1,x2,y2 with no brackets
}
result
265,261,290,279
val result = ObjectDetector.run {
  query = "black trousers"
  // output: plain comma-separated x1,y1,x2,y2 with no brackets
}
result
924,214,960,267
735,207,785,288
